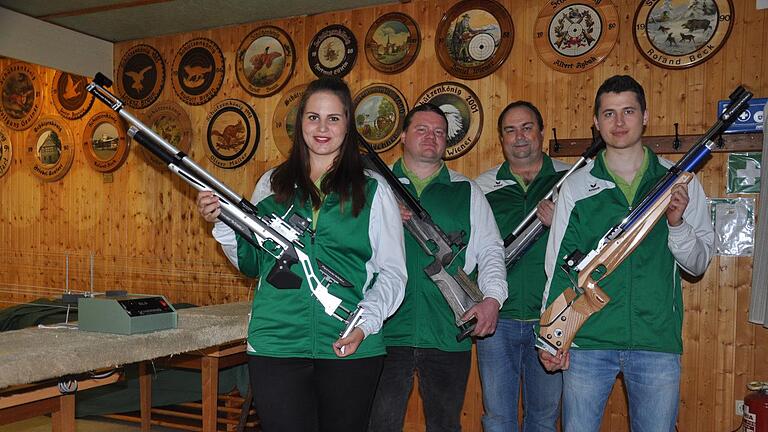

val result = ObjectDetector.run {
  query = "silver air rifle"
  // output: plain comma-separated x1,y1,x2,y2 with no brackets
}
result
536,86,752,356
360,140,484,341
86,73,364,343
504,128,604,268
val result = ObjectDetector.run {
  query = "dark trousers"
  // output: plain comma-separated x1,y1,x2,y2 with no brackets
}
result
248,355,384,432
368,347,472,432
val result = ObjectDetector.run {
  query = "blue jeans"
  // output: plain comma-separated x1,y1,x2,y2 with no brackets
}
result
563,349,681,432
477,319,562,432
369,346,471,432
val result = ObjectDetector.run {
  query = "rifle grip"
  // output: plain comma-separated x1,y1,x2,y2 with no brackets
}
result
266,257,302,289
456,316,477,342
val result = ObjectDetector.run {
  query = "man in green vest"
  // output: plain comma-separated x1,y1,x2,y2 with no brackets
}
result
538,75,714,431
475,101,567,431
369,103,508,432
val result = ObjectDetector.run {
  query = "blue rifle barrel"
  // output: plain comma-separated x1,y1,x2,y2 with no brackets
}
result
615,86,752,236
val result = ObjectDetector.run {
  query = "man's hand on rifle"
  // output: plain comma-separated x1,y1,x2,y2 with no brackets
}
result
538,348,570,372
462,297,500,337
536,199,555,227
333,327,364,358
666,184,689,227
196,191,221,223
398,202,413,222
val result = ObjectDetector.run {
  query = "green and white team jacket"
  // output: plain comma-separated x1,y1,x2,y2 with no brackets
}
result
475,155,571,321
542,148,714,353
212,169,407,359
382,159,508,352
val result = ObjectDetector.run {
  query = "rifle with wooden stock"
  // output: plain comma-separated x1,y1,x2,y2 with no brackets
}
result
504,128,604,268
536,86,753,356
86,73,364,346
360,140,484,341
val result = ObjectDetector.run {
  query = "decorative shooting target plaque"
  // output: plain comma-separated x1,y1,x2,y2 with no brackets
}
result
0,62,42,131
237,26,295,97
633,0,733,69
141,101,192,167
171,38,225,105
206,99,260,169
25,116,74,181
82,111,129,173
353,83,408,153
116,44,165,109
51,71,94,120
272,83,307,159
0,127,11,178
365,13,421,74
534,0,619,73
435,0,514,80
308,24,358,78
415,82,483,160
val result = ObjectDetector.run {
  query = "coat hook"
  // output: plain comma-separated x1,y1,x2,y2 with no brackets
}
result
552,127,560,153
673,123,681,150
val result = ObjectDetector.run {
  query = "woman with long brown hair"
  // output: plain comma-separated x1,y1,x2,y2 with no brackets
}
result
197,77,406,431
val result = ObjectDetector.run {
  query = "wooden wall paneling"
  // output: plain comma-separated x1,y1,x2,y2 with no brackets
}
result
734,253,757,431
3,1,768,431
716,253,739,431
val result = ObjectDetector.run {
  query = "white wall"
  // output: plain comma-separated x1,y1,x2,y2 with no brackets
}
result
0,7,113,78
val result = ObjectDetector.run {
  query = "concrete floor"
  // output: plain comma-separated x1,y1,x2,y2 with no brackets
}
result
0,416,180,431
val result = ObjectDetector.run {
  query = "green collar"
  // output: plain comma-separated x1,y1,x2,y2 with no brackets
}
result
600,147,650,205
394,159,448,197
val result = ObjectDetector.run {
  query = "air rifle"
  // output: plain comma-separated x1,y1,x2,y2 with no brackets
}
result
86,73,364,343
504,127,604,268
536,86,753,356
360,140,484,341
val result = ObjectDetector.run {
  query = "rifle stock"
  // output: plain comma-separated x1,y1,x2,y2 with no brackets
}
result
536,86,752,356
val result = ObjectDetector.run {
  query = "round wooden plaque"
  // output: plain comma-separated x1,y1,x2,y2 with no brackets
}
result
26,116,75,181
0,62,42,131
82,111,130,173
117,44,165,109
534,0,619,73
353,83,408,153
236,26,296,97
308,24,358,78
271,83,307,159
364,13,421,74
51,71,94,120
415,82,483,160
205,99,260,169
633,0,734,69
171,38,225,105
435,0,514,80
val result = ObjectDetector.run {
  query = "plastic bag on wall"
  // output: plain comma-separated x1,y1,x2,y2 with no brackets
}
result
708,198,755,256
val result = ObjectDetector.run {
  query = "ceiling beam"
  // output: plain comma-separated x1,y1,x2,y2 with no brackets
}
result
39,0,175,19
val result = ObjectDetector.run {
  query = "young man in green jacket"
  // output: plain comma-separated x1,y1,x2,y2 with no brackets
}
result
475,101,567,431
538,75,714,431
369,103,508,432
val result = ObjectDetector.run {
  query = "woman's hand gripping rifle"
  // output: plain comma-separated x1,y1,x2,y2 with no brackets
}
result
535,86,752,357
359,140,483,341
86,72,365,346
